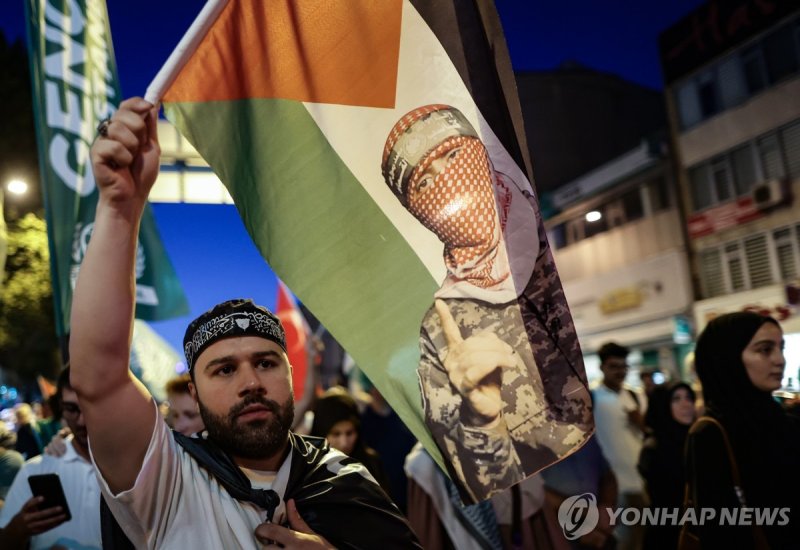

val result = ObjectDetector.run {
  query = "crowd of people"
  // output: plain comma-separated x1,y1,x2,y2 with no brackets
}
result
0,97,797,549
0,312,796,549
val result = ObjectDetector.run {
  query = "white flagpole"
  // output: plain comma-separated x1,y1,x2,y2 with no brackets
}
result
144,0,230,104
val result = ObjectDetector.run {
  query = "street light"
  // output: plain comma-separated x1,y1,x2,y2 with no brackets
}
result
2,178,30,223
6,179,29,196
585,210,602,223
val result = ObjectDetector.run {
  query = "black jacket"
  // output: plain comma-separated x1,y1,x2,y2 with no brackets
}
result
101,430,420,549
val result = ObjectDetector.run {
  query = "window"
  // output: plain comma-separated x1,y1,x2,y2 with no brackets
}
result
700,249,726,298
717,55,747,108
774,227,799,281
730,144,757,196
648,177,671,212
676,81,701,129
687,117,800,211
744,234,773,288
697,71,720,118
550,181,672,250
711,157,733,202
758,134,785,180
781,120,800,178
672,16,800,127
621,188,644,222
689,164,713,211
698,227,798,299
797,223,800,260
796,19,800,65
724,243,747,291
763,23,799,84
741,45,767,95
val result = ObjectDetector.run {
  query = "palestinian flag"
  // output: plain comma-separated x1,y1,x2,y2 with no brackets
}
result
153,0,593,503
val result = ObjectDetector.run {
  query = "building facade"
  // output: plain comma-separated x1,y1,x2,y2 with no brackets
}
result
543,139,694,384
660,0,800,388
516,64,665,193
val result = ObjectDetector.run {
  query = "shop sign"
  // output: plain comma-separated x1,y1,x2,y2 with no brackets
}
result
687,197,761,239
694,284,798,333
564,251,692,335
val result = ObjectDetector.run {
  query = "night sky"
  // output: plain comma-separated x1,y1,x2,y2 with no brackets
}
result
1,1,706,355
3,1,707,92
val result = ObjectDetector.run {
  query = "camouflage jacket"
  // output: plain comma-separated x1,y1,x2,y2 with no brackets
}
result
418,231,593,503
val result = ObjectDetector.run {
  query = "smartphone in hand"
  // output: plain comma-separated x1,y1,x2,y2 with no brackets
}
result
28,473,72,522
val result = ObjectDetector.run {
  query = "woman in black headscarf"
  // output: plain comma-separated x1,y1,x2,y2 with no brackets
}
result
638,382,696,550
310,388,392,498
686,312,800,549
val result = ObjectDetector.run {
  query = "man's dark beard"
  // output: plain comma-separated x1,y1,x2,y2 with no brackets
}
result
198,394,294,460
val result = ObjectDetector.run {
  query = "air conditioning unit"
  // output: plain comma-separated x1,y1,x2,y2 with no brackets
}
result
752,178,789,211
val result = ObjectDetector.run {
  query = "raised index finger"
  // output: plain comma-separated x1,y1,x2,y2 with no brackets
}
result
435,299,463,348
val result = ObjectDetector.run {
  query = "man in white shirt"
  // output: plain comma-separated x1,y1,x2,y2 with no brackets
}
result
591,342,647,550
0,367,102,550
70,98,420,549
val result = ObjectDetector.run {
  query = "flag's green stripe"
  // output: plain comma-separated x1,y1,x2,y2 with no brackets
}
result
165,98,439,444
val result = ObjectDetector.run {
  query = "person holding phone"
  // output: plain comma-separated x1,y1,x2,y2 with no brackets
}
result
0,367,101,550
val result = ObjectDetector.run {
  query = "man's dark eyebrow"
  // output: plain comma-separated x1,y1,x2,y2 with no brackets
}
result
203,350,282,371
251,350,282,361
204,355,235,371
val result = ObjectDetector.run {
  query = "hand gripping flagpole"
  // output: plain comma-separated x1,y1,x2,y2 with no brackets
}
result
144,0,230,104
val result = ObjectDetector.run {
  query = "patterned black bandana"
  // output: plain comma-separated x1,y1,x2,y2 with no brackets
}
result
183,299,286,371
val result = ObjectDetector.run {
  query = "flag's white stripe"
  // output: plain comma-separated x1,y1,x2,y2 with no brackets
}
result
302,0,535,284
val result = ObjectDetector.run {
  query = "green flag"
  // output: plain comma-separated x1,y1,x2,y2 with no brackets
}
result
24,0,188,336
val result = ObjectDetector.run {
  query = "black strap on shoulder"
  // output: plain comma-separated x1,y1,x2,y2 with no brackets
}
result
687,416,746,505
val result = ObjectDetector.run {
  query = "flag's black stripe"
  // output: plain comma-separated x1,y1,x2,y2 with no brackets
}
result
407,0,535,188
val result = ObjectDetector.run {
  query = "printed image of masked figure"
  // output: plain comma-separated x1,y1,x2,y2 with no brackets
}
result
382,105,593,503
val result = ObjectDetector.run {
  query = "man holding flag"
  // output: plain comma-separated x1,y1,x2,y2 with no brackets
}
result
70,98,419,549
146,0,596,510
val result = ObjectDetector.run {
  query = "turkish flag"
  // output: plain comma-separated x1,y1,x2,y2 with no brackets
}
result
276,280,310,400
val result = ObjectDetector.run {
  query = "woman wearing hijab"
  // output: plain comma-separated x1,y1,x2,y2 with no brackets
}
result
637,382,696,550
310,388,392,498
686,311,800,549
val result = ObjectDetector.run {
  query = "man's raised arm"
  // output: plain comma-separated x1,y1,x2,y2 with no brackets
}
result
70,98,162,493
